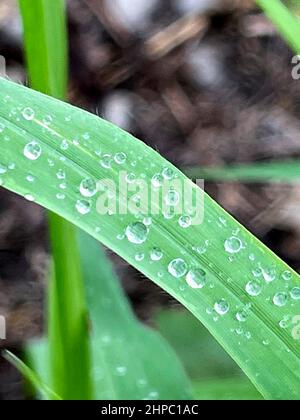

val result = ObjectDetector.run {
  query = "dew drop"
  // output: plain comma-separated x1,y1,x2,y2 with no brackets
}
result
162,207,175,219
165,190,180,206
25,194,35,202
151,173,163,188
114,152,126,164
245,280,262,297
23,141,42,160
100,154,112,169
252,267,262,278
125,222,148,244
80,178,97,197
147,391,159,399
262,267,276,283
245,331,252,340
214,299,230,315
125,173,136,184
168,258,188,278
56,193,65,200
282,270,292,281
0,164,7,174
22,107,35,121
135,252,145,262
26,174,35,182
236,309,249,323
279,315,291,329
43,115,53,125
143,217,152,226
115,366,127,376
162,167,174,180
273,292,288,307
0,123,5,132
178,215,192,228
150,247,163,261
56,169,66,180
224,236,243,254
186,269,206,289
60,139,69,150
290,287,300,300
76,199,91,215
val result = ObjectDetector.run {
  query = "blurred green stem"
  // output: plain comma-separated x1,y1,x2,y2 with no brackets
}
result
256,0,300,54
19,0,91,399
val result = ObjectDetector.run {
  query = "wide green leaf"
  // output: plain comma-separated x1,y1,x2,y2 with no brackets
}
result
193,377,263,401
156,309,263,399
78,232,192,399
1,79,300,399
156,309,244,380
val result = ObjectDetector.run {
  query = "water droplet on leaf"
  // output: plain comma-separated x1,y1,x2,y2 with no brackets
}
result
76,199,91,215
168,258,188,278
125,222,148,244
24,141,42,160
22,107,35,121
273,292,288,307
290,287,300,300
150,247,163,261
224,236,243,254
246,280,262,297
186,269,206,289
80,178,97,197
214,299,230,315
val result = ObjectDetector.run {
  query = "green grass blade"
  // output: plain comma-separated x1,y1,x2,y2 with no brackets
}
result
78,232,192,399
18,0,92,399
256,0,300,54
18,0,67,99
3,351,62,400
47,222,91,399
193,377,263,400
183,160,300,183
1,79,300,400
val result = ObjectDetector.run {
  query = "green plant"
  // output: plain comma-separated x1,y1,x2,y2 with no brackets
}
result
19,0,91,399
10,0,192,400
256,0,300,53
1,0,300,401
183,159,300,182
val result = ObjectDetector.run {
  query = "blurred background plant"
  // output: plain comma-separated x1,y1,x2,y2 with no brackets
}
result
1,0,300,400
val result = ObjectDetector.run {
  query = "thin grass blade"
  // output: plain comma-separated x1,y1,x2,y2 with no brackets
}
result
3,351,62,400
256,0,300,54
183,160,300,183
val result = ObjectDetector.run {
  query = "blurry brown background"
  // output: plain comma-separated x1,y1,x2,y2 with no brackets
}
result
1,0,300,399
